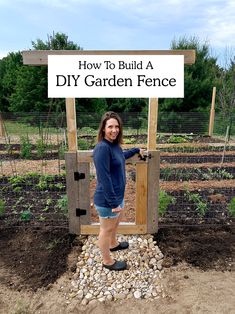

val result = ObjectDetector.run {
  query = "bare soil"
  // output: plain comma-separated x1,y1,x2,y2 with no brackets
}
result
0,139,235,313
0,225,234,313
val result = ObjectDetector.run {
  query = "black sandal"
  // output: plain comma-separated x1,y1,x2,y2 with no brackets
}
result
103,260,127,271
110,241,129,252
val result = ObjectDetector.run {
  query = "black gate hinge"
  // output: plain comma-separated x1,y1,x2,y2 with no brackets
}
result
76,208,87,216
74,172,85,181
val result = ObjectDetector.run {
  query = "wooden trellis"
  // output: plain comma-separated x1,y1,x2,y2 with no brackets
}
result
22,50,195,235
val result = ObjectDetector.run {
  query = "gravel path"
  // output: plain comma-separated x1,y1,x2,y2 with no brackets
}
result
70,234,165,305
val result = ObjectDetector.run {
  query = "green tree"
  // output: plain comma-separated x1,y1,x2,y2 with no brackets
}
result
7,32,82,113
217,52,235,135
0,52,23,112
31,32,82,50
160,36,220,112
218,54,235,117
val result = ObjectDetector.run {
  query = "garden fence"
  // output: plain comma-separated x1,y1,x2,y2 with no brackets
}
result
0,111,235,229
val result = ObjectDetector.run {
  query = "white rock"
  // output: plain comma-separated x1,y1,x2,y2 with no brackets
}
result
71,280,78,289
98,297,106,303
73,235,165,303
115,293,126,300
87,258,93,266
104,291,111,296
85,293,93,300
77,290,84,299
106,295,113,301
134,290,142,299
81,298,88,305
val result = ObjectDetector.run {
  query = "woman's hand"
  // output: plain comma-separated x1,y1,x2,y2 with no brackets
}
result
112,206,123,213
139,148,145,158
138,148,147,160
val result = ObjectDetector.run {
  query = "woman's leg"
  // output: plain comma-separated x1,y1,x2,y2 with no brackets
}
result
98,216,119,265
110,211,123,248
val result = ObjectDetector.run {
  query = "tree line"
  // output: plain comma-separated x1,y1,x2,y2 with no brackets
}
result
0,33,234,117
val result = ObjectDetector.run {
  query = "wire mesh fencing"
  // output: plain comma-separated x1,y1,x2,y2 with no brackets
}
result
0,111,235,229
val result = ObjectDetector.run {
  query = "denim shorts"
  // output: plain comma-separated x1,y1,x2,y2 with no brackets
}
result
95,199,124,219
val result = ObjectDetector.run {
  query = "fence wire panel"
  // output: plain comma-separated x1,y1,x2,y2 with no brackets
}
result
0,111,235,229
0,173,68,227
1,111,235,137
159,144,235,227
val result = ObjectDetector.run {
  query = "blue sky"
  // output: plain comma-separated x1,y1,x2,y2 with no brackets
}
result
0,0,234,65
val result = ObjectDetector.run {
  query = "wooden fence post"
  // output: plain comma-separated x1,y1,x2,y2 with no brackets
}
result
209,87,216,137
65,98,77,151
0,113,6,137
147,98,158,150
146,98,159,233
65,152,80,234
147,150,160,233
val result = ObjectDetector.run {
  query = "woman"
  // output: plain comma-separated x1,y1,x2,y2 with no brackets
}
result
93,111,143,271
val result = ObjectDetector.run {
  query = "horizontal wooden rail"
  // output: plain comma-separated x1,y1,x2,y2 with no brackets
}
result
76,150,145,164
81,223,147,235
22,50,196,65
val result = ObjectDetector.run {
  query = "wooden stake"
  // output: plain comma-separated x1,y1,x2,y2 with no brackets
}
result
209,87,216,137
65,98,77,151
0,113,6,137
147,98,158,150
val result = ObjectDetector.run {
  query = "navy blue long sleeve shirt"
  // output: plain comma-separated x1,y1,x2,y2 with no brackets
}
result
93,138,139,208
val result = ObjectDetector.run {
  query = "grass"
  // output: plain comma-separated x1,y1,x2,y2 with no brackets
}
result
4,121,58,136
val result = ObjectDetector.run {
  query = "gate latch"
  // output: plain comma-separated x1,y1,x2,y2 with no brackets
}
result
138,152,152,161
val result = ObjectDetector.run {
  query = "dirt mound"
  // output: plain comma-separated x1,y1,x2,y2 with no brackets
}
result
155,226,235,271
0,225,234,293
0,226,82,291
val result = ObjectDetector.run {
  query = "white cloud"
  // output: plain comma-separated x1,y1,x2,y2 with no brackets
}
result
0,0,234,63
0,51,9,59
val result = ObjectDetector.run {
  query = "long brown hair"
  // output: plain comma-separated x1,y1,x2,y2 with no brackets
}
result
97,111,123,144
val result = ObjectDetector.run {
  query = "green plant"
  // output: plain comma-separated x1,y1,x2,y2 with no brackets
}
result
58,143,67,159
36,177,48,190
167,135,189,143
160,167,173,180
201,168,233,180
26,172,39,179
15,196,24,206
36,138,47,158
42,198,53,211
20,135,32,159
79,126,96,136
8,175,25,192
78,138,91,150
54,182,65,190
158,190,176,217
39,214,46,221
9,175,25,187
0,199,5,216
123,137,136,144
13,186,23,192
228,197,235,217
185,190,208,216
46,238,61,250
56,195,68,216
20,210,32,221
